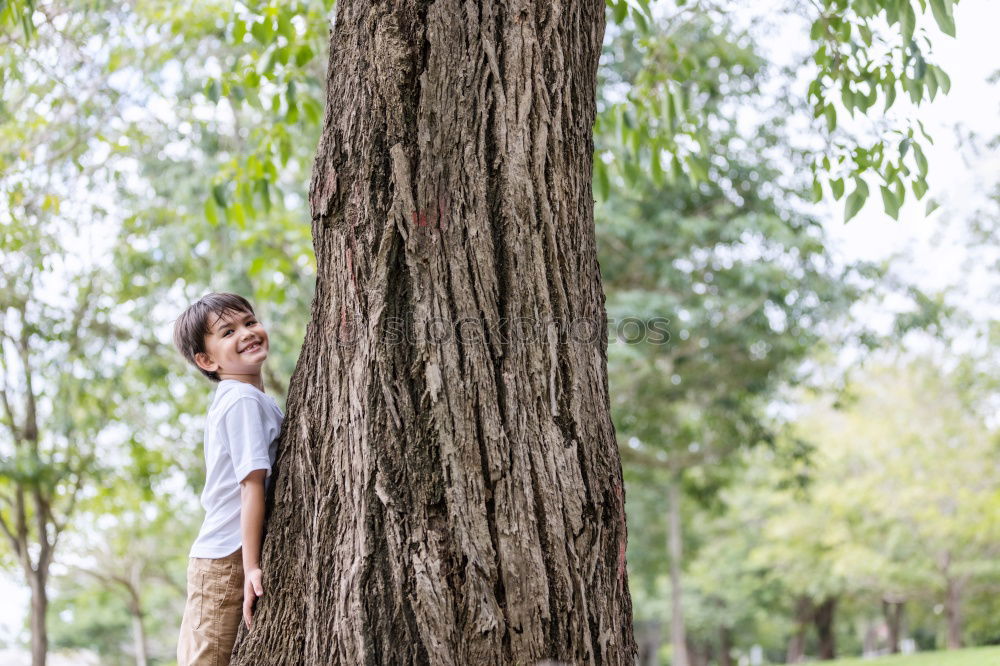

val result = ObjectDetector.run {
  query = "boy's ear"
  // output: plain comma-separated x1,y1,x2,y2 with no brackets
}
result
194,352,218,373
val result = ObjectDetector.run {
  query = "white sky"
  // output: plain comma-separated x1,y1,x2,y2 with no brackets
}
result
822,0,1000,292
2,0,998,649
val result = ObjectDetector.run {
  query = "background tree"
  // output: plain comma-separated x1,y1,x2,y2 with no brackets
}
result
597,12,876,665
0,215,139,666
48,484,196,666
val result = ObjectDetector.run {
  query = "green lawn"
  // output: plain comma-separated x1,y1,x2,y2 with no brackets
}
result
804,646,1000,666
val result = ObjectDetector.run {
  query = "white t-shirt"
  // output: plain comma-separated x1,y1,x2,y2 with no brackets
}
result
189,379,284,558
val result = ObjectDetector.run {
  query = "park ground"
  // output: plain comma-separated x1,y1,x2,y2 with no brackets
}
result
805,646,1000,666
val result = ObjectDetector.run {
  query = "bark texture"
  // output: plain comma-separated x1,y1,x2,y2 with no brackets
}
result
232,0,634,663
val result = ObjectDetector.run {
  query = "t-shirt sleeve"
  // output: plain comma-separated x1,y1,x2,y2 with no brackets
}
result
220,396,273,484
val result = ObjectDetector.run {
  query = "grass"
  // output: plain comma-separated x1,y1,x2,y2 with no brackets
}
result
803,645,1000,666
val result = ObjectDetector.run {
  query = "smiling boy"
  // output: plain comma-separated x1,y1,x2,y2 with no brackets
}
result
171,292,283,665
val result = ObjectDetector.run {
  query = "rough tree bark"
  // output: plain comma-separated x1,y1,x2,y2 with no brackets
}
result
232,0,635,663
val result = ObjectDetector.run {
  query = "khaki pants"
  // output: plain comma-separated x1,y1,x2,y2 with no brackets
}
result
177,547,244,666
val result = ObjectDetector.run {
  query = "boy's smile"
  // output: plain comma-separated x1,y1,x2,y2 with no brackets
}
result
194,309,270,386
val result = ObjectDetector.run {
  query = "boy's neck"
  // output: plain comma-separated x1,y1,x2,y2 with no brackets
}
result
220,372,265,393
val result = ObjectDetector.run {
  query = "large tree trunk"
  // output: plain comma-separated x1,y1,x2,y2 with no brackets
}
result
667,477,688,666
233,0,634,664
813,597,836,660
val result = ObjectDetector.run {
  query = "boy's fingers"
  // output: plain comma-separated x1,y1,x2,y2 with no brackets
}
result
243,593,253,628
254,580,264,596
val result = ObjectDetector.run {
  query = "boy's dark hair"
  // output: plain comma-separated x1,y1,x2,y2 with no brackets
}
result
173,292,256,383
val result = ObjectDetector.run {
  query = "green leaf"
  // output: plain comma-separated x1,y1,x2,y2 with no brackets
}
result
929,0,956,37
913,177,928,200
205,79,220,103
279,135,292,166
824,105,837,133
212,183,227,209
885,83,897,111
204,197,219,225
880,185,900,220
295,45,315,67
831,178,845,200
843,89,856,113
670,155,684,183
661,88,674,130
925,66,939,101
810,19,824,41
632,7,649,33
859,23,873,47
594,159,609,200
233,17,248,43
277,12,294,40
613,0,627,25
302,98,322,125
901,3,916,42
650,148,664,186
623,158,641,186
906,75,923,104
812,179,823,203
845,179,869,223
838,20,851,42
250,255,267,277
917,118,934,144
925,198,940,215
256,178,272,213
250,19,268,43
230,201,246,228
933,65,951,93
913,142,928,177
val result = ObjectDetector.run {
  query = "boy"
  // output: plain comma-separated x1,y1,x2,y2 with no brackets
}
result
171,292,283,666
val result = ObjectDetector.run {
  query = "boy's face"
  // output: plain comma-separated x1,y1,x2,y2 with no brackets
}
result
194,309,270,379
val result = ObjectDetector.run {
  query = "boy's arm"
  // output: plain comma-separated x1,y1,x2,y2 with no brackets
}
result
240,469,266,628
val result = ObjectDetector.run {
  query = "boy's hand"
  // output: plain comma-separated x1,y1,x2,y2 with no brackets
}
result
243,567,264,629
